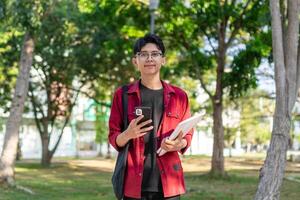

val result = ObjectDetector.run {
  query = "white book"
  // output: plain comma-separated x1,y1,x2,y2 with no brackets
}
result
156,113,203,156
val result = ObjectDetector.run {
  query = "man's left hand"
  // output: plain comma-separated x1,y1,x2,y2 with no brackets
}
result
160,131,187,152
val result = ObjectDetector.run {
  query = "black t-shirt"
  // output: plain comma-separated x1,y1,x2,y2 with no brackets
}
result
140,83,164,192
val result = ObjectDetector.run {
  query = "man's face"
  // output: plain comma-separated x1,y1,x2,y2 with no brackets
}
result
132,43,165,76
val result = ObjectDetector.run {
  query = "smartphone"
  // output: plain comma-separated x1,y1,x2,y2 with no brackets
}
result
135,106,152,128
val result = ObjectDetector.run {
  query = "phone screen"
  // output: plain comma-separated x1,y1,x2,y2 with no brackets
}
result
135,106,152,128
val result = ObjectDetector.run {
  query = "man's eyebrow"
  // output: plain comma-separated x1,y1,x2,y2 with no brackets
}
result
139,50,161,53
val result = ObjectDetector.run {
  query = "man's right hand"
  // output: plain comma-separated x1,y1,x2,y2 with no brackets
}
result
116,115,153,147
125,115,153,139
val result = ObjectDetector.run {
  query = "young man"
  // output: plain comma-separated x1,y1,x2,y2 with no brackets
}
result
109,34,193,200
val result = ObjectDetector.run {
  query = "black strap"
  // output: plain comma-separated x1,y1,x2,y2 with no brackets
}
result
111,85,130,200
122,85,129,131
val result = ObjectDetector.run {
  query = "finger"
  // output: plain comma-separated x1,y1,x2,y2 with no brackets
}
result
161,143,173,151
156,148,161,154
176,131,183,140
138,132,148,138
165,139,175,145
129,115,142,126
137,119,152,129
160,143,168,151
134,115,144,125
140,125,153,133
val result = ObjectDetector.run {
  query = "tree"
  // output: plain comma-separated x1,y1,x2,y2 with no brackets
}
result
254,0,300,199
28,0,149,166
0,0,72,168
0,0,43,185
0,0,65,183
159,0,270,176
27,0,84,166
0,32,34,185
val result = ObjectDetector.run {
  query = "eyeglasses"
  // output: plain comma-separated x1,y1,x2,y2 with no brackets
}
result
136,51,163,60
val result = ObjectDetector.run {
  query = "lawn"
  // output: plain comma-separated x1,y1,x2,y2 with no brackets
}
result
0,155,300,200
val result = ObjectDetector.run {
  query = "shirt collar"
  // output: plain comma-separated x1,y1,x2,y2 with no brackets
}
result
127,79,175,94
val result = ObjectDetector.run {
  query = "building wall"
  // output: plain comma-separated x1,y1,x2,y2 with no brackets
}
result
0,118,96,159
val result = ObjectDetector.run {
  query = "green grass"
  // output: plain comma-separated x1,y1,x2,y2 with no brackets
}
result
0,162,115,200
0,158,300,200
182,170,300,200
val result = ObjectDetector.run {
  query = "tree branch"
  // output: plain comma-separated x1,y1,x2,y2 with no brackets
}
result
179,27,215,100
270,0,287,115
66,86,97,103
198,75,214,100
230,0,237,7
226,0,252,48
201,30,218,56
40,0,58,22
285,0,299,113
49,84,82,156
48,82,63,138
186,44,214,100
223,0,230,33
28,82,44,134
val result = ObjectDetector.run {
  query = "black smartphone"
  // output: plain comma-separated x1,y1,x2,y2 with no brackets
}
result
134,106,152,128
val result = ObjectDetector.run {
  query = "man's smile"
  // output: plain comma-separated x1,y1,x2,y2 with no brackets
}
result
144,64,156,67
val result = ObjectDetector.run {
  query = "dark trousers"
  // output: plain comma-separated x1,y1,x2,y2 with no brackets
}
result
124,191,180,200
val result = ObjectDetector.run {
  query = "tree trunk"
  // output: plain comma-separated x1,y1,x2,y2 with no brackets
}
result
254,116,290,200
211,21,226,176
41,134,52,167
16,140,22,161
211,101,225,175
97,143,103,157
254,0,299,199
39,90,76,166
106,141,111,159
0,32,34,185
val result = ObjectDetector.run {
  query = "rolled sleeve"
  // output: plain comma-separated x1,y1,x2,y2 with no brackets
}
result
108,87,123,152
180,131,193,154
179,92,193,155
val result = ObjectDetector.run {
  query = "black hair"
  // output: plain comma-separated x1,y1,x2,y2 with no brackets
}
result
133,34,165,55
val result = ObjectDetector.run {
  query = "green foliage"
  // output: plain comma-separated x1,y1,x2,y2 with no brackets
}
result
158,0,271,99
224,126,239,147
0,46,18,110
0,0,63,110
223,32,272,99
0,1,275,157
94,104,109,144
0,0,5,19
0,3,23,110
10,0,55,33
238,91,273,144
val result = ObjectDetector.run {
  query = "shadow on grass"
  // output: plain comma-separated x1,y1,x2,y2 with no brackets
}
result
1,160,116,200
2,159,299,200
183,171,259,200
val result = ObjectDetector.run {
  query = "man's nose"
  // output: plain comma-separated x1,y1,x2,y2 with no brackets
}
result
146,54,154,61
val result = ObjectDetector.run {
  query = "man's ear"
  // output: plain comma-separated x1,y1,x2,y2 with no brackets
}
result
132,57,138,68
162,57,166,65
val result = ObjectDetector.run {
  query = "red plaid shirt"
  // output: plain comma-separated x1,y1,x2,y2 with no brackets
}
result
109,80,193,198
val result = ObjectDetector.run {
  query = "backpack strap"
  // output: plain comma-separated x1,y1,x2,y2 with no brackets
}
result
111,85,130,200
121,85,129,131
